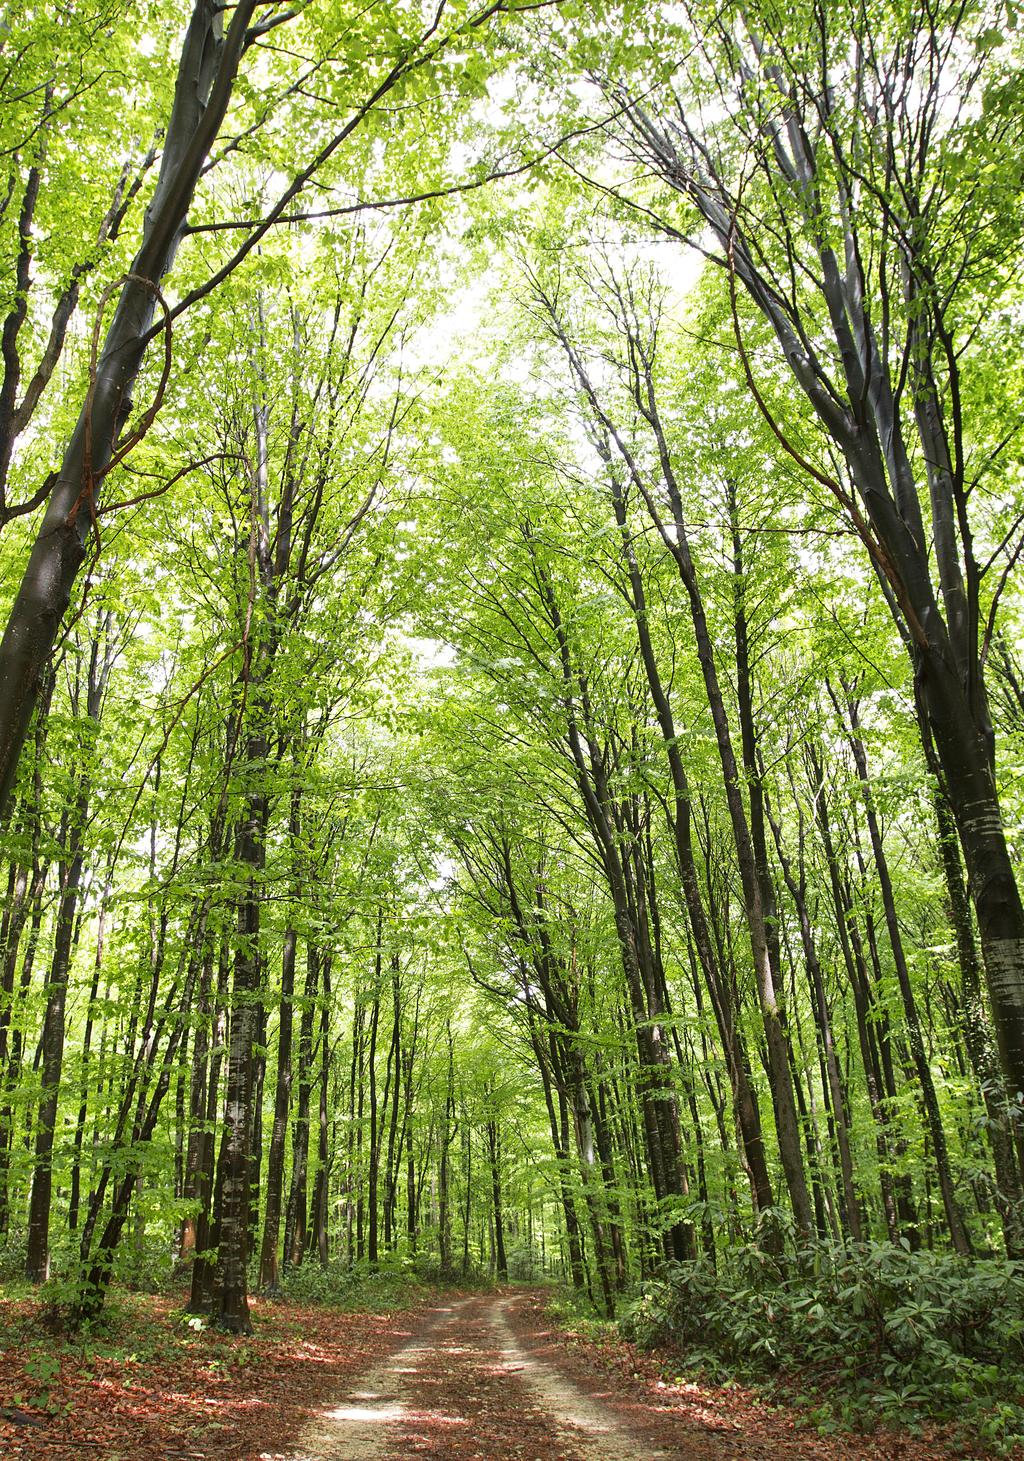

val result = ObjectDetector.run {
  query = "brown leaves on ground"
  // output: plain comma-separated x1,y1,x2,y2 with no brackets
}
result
0,1286,1018,1460
520,1291,1020,1460
0,1289,428,1460
384,1296,590,1461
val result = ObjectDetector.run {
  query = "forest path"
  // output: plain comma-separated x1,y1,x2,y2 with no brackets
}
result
285,1292,725,1461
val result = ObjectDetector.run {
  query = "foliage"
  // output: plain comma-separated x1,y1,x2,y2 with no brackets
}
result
277,1259,426,1312
622,1241,1024,1449
0,0,1023,1450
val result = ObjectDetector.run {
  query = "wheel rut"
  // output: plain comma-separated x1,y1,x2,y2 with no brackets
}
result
284,1293,718,1460
284,1298,469,1460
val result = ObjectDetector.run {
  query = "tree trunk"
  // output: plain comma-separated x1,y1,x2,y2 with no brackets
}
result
383,954,402,1253
25,622,108,1281
0,2,257,819
188,936,229,1314
24,824,83,1279
927,748,1024,1253
213,745,269,1334
310,955,332,1266
366,919,383,1268
284,943,319,1268
258,924,297,1290
840,688,971,1254
486,1118,508,1281
438,1026,455,1280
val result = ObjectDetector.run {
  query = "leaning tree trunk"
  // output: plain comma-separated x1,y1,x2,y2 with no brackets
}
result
618,71,1024,1123
0,1,258,820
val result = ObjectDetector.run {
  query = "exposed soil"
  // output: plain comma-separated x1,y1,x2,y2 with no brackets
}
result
508,1291,994,1460
279,1292,709,1460
0,1287,1005,1459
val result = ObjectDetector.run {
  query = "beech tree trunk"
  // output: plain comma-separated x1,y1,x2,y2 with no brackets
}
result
621,78,1024,1116
258,922,297,1290
0,2,257,820
25,813,86,1281
839,689,971,1255
284,943,319,1269
213,742,269,1334
486,1118,508,1281
26,621,111,1281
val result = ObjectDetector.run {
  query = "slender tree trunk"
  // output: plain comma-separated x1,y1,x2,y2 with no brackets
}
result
604,464,776,1224
310,955,332,1266
180,940,214,1266
404,1045,417,1255
284,942,319,1269
383,953,402,1253
438,1026,455,1280
26,617,115,1279
0,2,259,820
531,1023,586,1291
0,752,47,1238
257,781,302,1289
259,925,297,1290
367,919,383,1268
486,1118,508,1281
72,950,201,1326
213,748,269,1334
840,688,971,1255
346,994,364,1264
188,937,229,1314
767,788,862,1242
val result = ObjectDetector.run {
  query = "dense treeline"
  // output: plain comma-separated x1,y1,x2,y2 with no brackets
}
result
0,0,1023,1352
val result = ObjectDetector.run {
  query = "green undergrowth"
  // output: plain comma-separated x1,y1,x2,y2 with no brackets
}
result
545,1287,619,1344
0,1264,441,1413
0,1226,443,1324
0,1281,258,1414
619,1240,1024,1455
276,1257,428,1311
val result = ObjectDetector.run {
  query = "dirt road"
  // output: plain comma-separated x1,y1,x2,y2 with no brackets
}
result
0,1287,952,1460
285,1293,724,1460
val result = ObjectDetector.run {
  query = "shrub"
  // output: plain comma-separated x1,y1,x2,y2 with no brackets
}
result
620,1239,1024,1451
277,1258,424,1311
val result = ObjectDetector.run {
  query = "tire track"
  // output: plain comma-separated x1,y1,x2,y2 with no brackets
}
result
284,1299,471,1460
487,1297,673,1460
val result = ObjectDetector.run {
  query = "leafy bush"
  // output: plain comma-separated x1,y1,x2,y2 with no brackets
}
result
506,1243,543,1281
621,1239,1024,1452
277,1258,424,1311
408,1256,493,1288
115,1235,180,1294
0,1230,26,1282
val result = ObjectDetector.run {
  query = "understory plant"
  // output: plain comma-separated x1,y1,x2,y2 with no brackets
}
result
621,1239,1024,1451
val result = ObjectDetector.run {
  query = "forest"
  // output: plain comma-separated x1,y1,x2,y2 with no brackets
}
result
1,1,1024,1457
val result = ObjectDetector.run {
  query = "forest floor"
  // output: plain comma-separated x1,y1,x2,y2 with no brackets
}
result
0,1284,1012,1460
